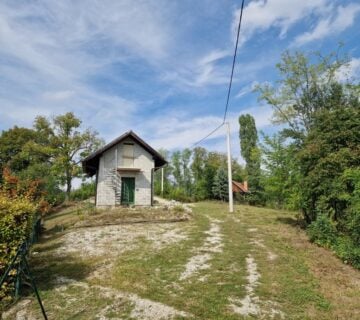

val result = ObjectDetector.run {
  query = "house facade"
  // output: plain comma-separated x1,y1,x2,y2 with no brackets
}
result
82,131,167,207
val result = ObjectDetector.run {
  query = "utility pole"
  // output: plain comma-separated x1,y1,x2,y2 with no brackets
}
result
226,122,234,213
161,167,164,197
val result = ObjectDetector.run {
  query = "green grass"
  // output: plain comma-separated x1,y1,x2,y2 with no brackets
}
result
4,201,359,319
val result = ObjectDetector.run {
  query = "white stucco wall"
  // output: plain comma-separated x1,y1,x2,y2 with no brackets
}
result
96,138,154,207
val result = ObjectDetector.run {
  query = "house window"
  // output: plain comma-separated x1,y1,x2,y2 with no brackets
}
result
123,143,134,167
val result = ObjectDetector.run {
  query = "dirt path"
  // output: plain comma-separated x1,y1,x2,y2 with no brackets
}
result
179,218,223,281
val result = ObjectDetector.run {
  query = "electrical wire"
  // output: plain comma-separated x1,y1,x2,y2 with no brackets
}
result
192,0,245,147
223,0,245,123
191,123,224,147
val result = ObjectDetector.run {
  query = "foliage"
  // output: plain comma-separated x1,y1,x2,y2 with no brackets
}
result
239,114,263,204
70,181,96,201
212,167,228,201
155,148,244,203
34,112,103,200
307,215,360,269
298,98,360,224
0,112,102,205
307,215,337,248
256,47,350,140
0,126,50,181
239,114,258,162
17,163,65,205
0,194,37,301
261,134,301,209
167,188,194,203
0,168,44,302
258,47,360,268
154,149,172,197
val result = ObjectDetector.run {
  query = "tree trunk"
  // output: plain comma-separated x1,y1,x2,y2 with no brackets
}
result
65,174,72,202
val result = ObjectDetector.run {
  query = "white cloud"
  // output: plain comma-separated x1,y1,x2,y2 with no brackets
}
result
295,3,360,45
336,57,360,82
233,0,330,43
0,0,169,132
42,90,75,101
161,49,232,89
139,106,273,151
236,81,259,98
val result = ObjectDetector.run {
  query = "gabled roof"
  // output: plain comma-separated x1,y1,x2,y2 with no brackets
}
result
82,130,167,176
232,180,249,193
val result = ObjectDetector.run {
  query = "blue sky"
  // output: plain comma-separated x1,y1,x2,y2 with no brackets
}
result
1,0,360,162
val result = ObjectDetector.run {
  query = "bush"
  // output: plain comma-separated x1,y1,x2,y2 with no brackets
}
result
165,188,193,203
307,214,337,248
70,181,96,201
307,214,360,269
336,237,360,269
0,194,37,301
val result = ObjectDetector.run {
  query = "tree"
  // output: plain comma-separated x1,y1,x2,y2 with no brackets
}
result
191,147,208,200
255,48,351,141
34,112,103,200
212,167,228,201
298,96,360,223
0,126,47,177
261,133,300,209
171,151,182,187
191,147,207,182
181,148,193,195
238,114,262,200
154,149,172,196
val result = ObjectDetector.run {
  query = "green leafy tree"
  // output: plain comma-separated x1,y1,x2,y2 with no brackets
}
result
0,126,48,177
212,167,228,201
258,47,360,267
261,133,300,209
181,148,193,195
34,112,103,201
239,114,262,202
256,48,350,141
154,149,172,196
191,147,208,200
171,151,182,187
299,97,360,223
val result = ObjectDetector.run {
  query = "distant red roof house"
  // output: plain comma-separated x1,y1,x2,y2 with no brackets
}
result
232,180,249,194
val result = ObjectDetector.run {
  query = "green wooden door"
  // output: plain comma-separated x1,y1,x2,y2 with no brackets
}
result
121,177,135,205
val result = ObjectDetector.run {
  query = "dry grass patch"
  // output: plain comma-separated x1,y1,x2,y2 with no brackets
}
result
277,222,360,320
74,206,191,228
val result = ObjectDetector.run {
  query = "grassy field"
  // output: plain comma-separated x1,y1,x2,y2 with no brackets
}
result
3,201,359,319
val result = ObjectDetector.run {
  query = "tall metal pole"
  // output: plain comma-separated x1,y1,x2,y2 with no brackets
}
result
161,167,164,197
226,122,234,213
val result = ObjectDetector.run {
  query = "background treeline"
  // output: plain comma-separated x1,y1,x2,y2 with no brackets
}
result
154,148,246,202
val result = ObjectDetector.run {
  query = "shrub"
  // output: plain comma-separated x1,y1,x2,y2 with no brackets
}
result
307,214,337,248
0,194,37,301
70,181,96,201
336,237,360,269
166,188,193,203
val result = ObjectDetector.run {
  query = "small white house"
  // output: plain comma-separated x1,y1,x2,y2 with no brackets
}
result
82,131,167,207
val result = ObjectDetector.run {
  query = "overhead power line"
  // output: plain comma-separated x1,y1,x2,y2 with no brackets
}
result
191,123,224,148
192,0,245,147
223,0,245,123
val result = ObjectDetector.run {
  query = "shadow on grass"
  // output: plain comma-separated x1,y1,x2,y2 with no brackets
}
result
45,209,78,221
33,241,65,253
29,253,94,292
276,216,307,229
